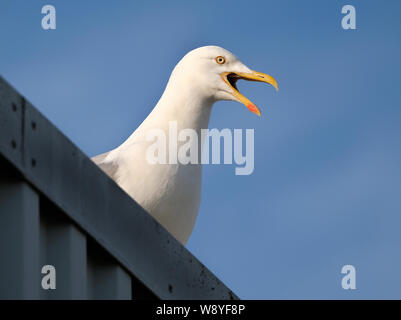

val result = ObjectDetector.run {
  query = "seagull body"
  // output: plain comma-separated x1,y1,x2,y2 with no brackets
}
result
92,46,278,245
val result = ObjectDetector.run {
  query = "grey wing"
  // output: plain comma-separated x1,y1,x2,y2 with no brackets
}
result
91,151,119,181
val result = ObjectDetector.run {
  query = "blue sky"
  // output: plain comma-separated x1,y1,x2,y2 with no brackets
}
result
1,0,401,299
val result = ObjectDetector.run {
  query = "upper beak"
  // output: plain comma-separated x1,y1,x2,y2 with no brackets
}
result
221,70,278,116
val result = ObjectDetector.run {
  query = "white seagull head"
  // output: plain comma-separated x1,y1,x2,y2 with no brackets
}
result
166,45,278,116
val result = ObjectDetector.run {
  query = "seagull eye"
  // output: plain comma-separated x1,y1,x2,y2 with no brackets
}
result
215,56,226,64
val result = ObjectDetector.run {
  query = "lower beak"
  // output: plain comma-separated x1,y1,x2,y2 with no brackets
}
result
221,70,278,117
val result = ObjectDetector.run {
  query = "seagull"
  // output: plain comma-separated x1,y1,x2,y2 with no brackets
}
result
92,46,278,245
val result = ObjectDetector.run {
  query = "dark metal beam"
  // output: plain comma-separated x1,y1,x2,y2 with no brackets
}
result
0,76,238,300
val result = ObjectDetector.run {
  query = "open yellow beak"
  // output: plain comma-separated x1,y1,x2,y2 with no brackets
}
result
221,70,278,116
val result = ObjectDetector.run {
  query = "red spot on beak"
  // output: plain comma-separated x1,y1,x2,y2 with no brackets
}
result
246,103,261,117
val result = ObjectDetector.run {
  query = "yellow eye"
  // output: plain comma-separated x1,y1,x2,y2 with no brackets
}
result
215,56,226,64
